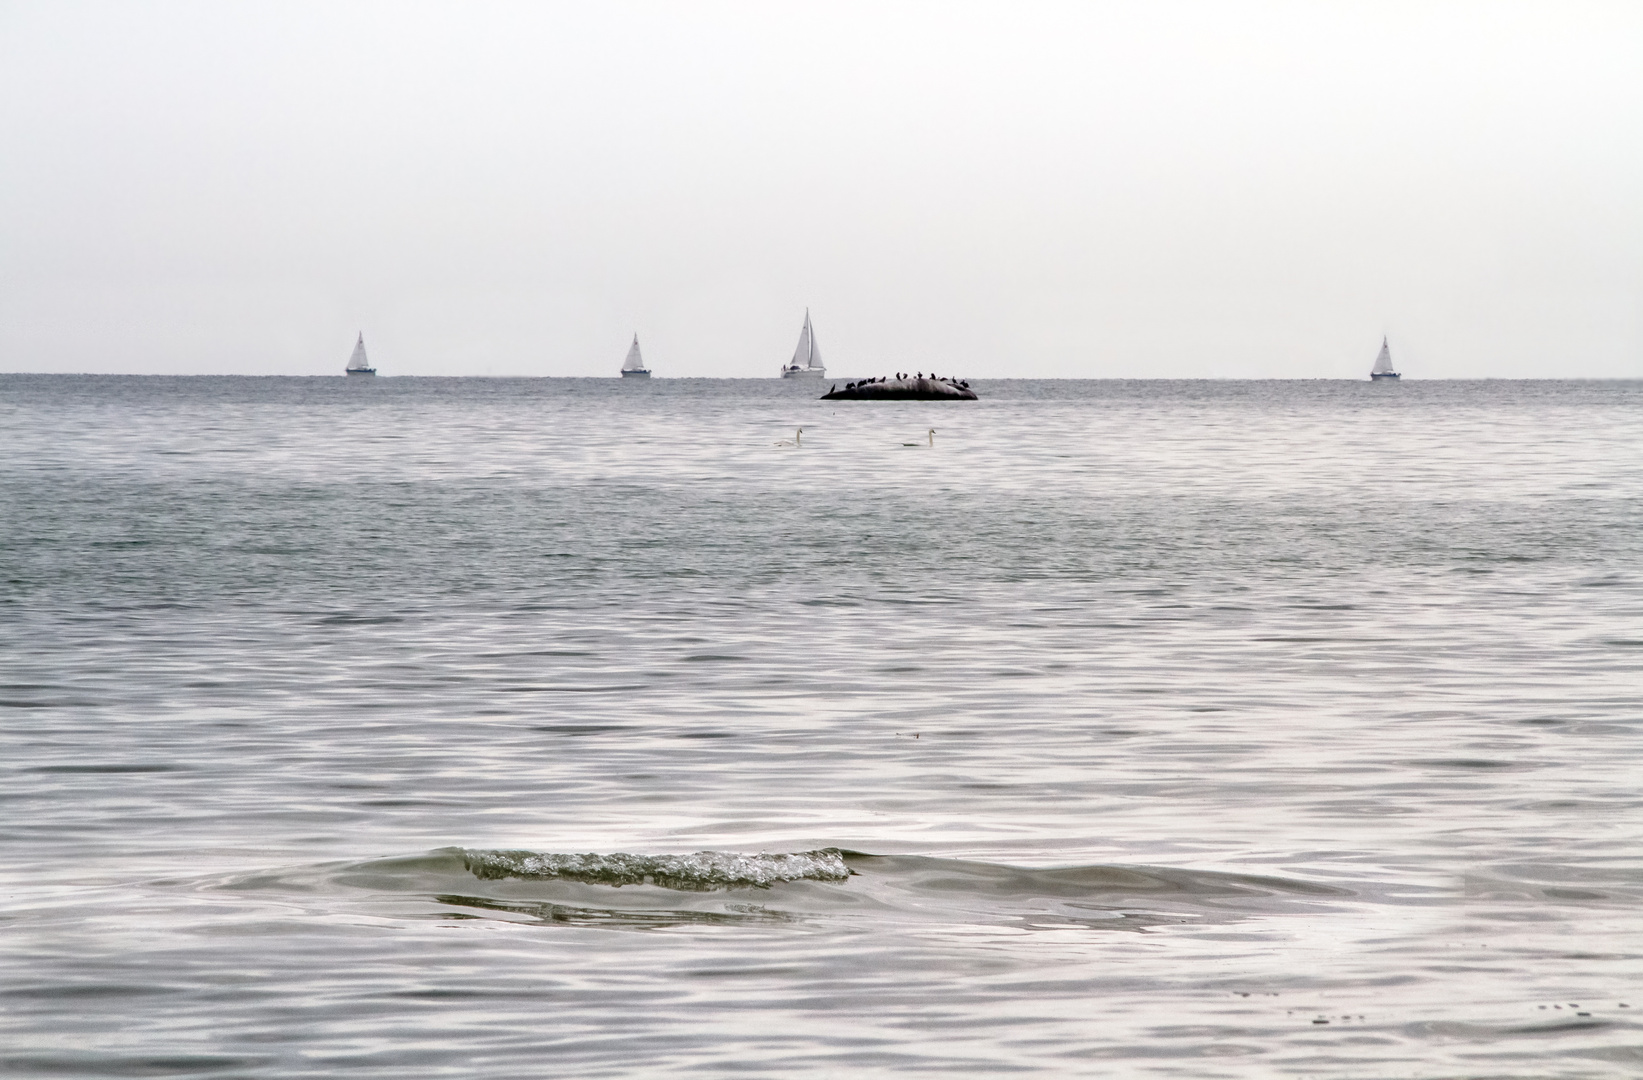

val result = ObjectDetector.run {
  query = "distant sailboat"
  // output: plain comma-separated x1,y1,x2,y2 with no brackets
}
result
1370,336,1399,381
780,310,826,379
621,334,651,378
346,332,375,376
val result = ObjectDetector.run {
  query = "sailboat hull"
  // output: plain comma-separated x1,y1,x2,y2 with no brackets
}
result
781,367,826,379
1369,372,1400,381
345,368,376,376
621,369,651,378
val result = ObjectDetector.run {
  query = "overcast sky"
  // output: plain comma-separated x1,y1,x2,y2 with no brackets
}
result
2,1,1640,378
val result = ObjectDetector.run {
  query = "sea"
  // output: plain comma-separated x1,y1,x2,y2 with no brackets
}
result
1,374,1640,1078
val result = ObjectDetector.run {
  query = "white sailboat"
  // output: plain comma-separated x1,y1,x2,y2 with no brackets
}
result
1370,336,1399,380
621,334,651,378
780,310,826,379
345,332,375,376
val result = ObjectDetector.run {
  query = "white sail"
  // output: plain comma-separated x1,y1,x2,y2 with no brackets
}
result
346,333,372,372
789,311,824,367
623,334,646,372
780,310,826,378
1371,337,1395,374
785,315,805,371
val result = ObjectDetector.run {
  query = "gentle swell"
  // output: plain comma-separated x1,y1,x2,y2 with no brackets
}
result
458,847,853,890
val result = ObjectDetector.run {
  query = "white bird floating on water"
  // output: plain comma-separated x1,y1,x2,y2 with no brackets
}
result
776,427,803,447
902,428,935,448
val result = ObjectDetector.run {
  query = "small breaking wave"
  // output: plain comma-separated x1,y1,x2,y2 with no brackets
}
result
205,848,1368,935
458,848,853,890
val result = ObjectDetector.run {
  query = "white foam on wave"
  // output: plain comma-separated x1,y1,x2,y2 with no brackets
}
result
460,848,852,890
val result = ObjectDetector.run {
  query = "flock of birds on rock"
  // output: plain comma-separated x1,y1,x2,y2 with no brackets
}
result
820,372,979,402
839,373,971,393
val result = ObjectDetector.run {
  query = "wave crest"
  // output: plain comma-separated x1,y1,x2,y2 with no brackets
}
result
459,848,852,890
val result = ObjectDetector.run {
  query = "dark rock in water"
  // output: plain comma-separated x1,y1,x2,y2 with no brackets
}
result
822,377,977,401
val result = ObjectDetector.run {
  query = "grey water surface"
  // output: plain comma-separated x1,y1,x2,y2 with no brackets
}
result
2,375,1640,1077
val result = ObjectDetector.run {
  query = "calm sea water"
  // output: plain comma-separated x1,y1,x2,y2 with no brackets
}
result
2,375,1640,1077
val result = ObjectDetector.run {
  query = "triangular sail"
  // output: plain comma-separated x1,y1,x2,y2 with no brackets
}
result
807,313,823,369
1371,337,1395,374
347,333,370,371
790,313,812,369
788,310,824,370
623,334,645,372
780,310,825,377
